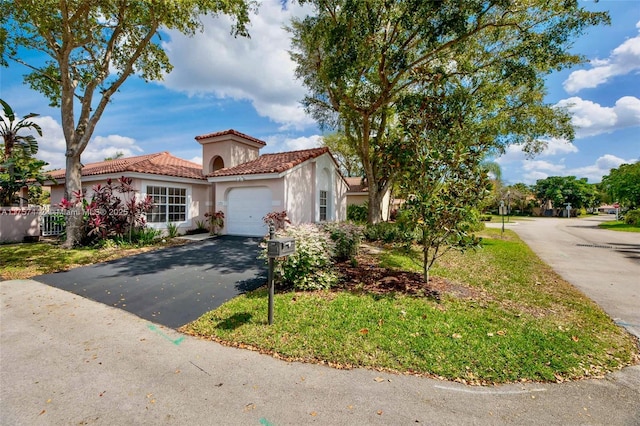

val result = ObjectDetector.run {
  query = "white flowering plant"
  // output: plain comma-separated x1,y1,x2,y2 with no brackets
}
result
262,223,338,291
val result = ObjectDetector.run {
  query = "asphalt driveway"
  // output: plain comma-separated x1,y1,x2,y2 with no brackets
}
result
35,236,266,328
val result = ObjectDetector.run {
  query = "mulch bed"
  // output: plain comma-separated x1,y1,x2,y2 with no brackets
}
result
334,250,483,301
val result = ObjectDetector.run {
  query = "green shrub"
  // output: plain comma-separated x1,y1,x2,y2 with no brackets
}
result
112,227,161,247
323,222,363,262
364,221,416,245
624,209,640,226
166,222,179,238
266,224,338,291
347,203,368,223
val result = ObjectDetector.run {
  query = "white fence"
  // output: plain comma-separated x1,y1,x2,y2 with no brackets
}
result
40,212,65,236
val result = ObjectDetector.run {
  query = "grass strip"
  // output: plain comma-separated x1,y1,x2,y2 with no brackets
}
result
598,221,640,232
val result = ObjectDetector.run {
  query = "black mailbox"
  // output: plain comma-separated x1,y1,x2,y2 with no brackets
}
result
267,238,296,258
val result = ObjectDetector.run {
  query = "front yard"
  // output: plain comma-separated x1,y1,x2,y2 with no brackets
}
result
182,228,638,384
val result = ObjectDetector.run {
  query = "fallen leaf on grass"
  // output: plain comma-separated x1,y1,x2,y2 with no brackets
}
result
452,333,462,339
572,336,579,342
359,328,369,335
496,330,506,336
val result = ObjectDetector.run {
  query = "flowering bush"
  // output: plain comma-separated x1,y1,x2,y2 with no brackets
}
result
264,224,338,291
205,210,224,235
59,176,154,245
263,210,291,232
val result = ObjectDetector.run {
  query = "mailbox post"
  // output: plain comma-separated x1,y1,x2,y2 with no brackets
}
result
266,221,295,325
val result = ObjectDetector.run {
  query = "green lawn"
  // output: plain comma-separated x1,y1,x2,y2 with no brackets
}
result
598,220,640,233
182,228,638,384
0,239,186,280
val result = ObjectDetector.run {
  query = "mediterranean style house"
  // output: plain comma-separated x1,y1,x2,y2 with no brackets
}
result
45,129,353,237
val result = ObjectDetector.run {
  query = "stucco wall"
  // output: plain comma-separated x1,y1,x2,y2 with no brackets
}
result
202,139,260,174
284,162,315,224
334,172,348,221
0,208,40,242
48,177,210,235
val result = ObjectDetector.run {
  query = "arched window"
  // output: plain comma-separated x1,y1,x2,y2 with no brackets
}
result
209,156,224,173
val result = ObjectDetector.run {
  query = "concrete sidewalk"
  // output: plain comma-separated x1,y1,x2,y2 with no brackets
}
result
2,279,639,425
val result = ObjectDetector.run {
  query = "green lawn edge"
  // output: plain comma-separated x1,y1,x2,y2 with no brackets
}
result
598,221,640,233
182,229,639,384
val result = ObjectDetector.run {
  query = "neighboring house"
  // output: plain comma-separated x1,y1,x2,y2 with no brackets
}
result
344,177,392,221
46,129,349,237
597,204,618,214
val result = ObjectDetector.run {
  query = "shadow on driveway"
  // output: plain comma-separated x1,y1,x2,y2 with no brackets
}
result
35,236,266,328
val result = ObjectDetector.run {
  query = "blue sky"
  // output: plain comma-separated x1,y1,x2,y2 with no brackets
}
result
1,0,638,185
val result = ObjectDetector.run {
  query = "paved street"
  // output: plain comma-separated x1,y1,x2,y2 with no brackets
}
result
489,215,640,338
2,279,639,425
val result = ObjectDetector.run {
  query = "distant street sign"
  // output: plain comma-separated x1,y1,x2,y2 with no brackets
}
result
613,203,620,209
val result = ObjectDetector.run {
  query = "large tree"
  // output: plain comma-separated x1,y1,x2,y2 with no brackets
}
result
290,0,608,224
601,162,640,209
533,176,598,214
1,0,253,246
0,98,48,206
321,132,362,177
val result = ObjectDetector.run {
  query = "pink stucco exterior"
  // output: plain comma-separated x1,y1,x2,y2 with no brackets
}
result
47,175,211,236
0,208,40,242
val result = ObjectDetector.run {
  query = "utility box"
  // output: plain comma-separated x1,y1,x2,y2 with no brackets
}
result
267,238,296,258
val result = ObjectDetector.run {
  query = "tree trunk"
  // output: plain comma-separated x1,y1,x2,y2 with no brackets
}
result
63,152,83,248
367,183,384,224
423,231,429,283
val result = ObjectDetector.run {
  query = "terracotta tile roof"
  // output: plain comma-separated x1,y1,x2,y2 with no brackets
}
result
194,129,266,146
345,177,368,192
208,147,329,177
48,152,206,181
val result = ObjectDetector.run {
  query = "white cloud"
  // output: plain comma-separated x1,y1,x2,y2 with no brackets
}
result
160,0,316,130
284,135,323,151
555,96,640,138
522,160,565,173
263,133,323,152
32,116,143,170
517,154,636,184
563,20,640,93
189,156,203,166
497,138,577,165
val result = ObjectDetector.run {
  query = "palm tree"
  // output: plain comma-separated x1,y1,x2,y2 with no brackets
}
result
481,160,502,182
1,98,42,162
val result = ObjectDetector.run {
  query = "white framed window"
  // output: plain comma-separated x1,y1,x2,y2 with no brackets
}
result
146,185,187,223
319,190,328,221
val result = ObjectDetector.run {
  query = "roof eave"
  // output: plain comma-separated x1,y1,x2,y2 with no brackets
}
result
207,172,281,183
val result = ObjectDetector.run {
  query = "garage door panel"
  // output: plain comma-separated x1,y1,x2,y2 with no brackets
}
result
227,187,272,236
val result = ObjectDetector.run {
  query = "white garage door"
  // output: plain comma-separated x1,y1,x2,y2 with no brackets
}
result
227,187,272,236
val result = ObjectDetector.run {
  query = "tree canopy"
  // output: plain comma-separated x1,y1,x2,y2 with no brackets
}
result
601,162,640,209
533,176,598,212
321,132,363,177
290,0,608,224
0,98,50,206
1,0,254,245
